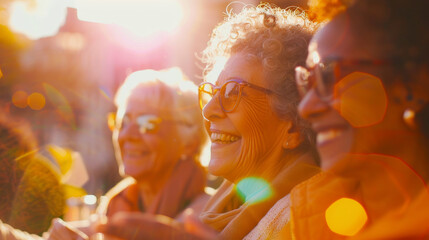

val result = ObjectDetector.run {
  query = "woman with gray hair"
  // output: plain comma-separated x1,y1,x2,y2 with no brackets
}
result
95,4,320,240
47,67,210,239
198,4,319,239
100,67,209,219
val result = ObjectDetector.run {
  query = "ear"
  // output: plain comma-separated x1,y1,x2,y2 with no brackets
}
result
280,121,302,150
283,131,301,149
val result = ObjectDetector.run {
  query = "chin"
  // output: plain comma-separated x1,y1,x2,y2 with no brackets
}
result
208,158,231,178
320,151,347,170
123,166,147,179
207,160,223,177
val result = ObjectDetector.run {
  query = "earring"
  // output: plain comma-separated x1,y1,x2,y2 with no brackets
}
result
403,108,417,130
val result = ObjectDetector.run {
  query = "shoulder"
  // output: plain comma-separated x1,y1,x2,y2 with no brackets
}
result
244,194,292,240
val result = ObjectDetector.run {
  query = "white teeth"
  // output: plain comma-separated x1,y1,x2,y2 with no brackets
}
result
210,133,239,143
317,130,342,144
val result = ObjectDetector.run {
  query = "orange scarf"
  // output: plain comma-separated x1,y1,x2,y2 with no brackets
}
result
99,158,206,219
200,153,319,240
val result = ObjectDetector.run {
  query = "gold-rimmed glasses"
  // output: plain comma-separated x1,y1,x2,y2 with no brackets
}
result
198,79,274,113
108,113,173,134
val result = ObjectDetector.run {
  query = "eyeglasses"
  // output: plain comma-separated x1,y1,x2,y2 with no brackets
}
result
107,113,166,134
198,79,274,113
295,60,337,101
295,57,428,101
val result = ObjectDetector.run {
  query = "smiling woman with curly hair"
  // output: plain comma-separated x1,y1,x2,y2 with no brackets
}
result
79,4,320,240
197,4,319,240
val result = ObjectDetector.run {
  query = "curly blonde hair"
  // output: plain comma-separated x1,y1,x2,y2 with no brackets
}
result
201,3,318,154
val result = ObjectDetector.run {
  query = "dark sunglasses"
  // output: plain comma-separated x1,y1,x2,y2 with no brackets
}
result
295,57,427,101
108,113,164,134
198,79,274,113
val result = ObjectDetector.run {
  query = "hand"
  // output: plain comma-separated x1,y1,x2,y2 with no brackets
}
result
46,218,89,240
182,208,219,240
95,212,216,240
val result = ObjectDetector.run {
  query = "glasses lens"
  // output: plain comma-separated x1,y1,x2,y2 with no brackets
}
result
199,83,214,110
316,62,335,99
221,81,240,112
295,66,311,98
136,115,162,134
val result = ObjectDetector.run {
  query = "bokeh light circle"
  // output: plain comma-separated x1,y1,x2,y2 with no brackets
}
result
12,90,28,108
325,198,368,236
28,92,46,110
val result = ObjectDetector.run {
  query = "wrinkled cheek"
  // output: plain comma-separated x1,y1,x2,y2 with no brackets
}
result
236,115,268,173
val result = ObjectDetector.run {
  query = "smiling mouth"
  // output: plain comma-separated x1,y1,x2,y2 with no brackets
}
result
210,132,240,144
317,129,343,144
124,150,150,158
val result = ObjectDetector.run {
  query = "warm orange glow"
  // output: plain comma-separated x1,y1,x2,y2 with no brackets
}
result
28,92,46,110
334,72,387,127
12,90,28,108
325,198,368,236
205,56,228,83
55,32,86,51
8,0,67,40
0,68,3,79
76,0,183,38
43,83,77,129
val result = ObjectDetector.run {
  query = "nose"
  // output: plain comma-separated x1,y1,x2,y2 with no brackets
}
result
118,121,142,142
202,92,225,122
298,88,330,121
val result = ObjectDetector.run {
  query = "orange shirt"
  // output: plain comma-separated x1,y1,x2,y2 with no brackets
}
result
97,159,207,219
287,154,429,240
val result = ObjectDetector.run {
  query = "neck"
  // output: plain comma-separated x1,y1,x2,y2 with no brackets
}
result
358,130,429,182
392,135,429,182
233,149,314,184
135,165,176,208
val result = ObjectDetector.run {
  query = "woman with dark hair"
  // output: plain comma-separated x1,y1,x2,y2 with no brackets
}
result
288,0,429,238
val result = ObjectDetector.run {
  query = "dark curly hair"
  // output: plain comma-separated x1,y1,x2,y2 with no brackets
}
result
201,3,319,155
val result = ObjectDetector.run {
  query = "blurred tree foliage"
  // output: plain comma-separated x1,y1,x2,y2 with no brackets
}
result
0,20,30,105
